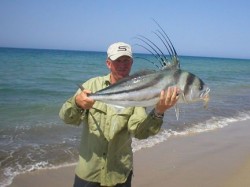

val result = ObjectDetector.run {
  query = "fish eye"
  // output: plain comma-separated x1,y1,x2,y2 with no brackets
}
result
199,85,203,90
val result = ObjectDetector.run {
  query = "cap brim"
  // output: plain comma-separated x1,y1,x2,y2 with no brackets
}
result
109,53,132,61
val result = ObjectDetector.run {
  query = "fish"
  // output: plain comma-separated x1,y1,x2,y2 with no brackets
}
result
78,22,210,119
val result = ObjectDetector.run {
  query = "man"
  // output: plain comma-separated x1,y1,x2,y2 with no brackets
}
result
59,42,179,187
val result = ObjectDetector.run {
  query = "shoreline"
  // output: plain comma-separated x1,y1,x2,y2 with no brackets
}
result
132,119,250,187
9,119,250,187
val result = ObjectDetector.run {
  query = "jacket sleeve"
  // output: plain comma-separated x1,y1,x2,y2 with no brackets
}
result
128,107,163,139
59,94,85,126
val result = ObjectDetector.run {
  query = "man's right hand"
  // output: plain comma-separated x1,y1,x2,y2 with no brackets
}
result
75,89,95,109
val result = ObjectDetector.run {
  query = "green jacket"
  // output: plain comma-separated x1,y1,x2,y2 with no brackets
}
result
59,74,163,186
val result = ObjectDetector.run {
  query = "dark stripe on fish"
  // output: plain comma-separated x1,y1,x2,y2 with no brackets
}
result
173,69,181,84
184,73,195,95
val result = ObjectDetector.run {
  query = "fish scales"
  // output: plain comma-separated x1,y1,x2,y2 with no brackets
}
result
88,68,184,107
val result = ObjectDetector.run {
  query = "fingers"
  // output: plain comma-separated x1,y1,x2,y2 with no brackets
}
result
166,87,179,105
155,87,179,114
159,90,165,105
75,89,95,109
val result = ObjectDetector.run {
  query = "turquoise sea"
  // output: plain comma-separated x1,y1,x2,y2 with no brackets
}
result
0,47,250,186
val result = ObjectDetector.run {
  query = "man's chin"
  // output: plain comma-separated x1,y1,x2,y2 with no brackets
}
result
118,73,129,78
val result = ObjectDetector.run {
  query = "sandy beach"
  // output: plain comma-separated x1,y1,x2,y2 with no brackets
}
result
9,119,250,187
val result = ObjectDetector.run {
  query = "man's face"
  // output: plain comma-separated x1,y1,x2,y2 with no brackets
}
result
106,56,133,82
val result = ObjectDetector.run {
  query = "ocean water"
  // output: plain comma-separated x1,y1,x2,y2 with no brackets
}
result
0,47,250,186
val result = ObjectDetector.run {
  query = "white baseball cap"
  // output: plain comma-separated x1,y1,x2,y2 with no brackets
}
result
107,42,133,61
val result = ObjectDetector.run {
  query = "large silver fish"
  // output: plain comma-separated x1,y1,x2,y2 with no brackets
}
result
79,24,210,117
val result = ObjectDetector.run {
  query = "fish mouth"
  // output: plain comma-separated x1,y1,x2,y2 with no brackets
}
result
200,87,210,108
200,87,210,98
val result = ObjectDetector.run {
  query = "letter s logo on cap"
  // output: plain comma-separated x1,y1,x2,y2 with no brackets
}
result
118,46,127,51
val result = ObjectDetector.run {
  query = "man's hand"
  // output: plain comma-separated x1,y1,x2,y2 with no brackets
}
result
155,87,180,114
75,89,95,109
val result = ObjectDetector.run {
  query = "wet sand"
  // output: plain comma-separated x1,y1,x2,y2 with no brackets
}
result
9,120,250,187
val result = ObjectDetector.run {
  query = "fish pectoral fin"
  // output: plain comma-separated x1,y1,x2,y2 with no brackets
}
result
179,92,189,104
174,104,180,120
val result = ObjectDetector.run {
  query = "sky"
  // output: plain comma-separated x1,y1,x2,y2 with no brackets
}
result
0,0,250,59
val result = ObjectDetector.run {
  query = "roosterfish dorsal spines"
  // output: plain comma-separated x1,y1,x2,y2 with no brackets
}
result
160,56,180,71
